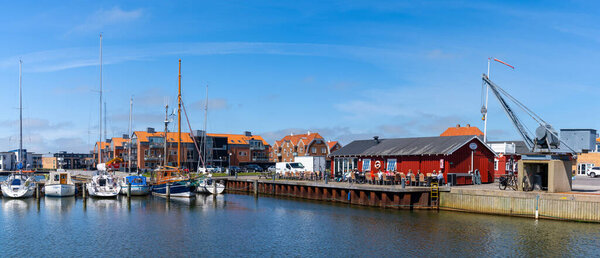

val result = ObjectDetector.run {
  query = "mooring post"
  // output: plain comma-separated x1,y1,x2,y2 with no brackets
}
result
235,172,238,179
127,182,131,198
253,180,258,196
166,183,171,200
325,174,328,184
35,183,40,199
401,178,405,189
213,181,218,195
82,183,87,198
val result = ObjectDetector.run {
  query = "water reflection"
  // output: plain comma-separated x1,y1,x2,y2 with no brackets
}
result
44,196,75,215
0,194,598,257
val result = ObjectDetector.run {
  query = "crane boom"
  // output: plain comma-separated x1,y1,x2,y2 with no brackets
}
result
482,74,535,151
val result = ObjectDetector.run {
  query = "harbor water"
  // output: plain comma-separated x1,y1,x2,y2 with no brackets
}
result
1,193,599,257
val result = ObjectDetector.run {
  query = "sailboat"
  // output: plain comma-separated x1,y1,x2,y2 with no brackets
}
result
151,59,195,198
86,34,121,198
44,169,76,197
1,60,36,198
195,85,225,195
118,97,151,196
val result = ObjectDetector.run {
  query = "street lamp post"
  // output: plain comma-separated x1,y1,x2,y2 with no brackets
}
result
228,152,232,175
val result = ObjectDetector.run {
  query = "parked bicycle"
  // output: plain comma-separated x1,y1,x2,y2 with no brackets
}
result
499,173,517,191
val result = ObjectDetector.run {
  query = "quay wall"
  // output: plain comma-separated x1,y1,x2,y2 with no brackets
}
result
225,179,439,209
440,188,600,222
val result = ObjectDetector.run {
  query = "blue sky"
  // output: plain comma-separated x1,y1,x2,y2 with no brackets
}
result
0,0,599,154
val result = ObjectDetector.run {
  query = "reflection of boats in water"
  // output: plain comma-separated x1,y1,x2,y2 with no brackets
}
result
44,170,76,197
2,199,30,212
1,173,36,198
43,196,75,214
119,175,151,196
88,198,120,210
195,194,226,209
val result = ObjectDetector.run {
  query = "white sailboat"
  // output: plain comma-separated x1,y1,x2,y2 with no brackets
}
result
44,170,76,197
87,34,121,198
1,59,36,198
195,85,225,194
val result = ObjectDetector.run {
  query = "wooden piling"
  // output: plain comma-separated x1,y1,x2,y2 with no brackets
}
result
35,183,40,199
82,183,87,198
166,183,171,200
253,180,258,196
127,183,131,198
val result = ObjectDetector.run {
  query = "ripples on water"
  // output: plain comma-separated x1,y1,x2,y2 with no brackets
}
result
1,194,599,257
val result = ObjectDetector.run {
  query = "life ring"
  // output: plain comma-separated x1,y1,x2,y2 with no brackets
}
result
374,160,382,170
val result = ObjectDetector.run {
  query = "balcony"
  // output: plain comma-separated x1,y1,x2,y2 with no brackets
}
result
144,155,160,161
252,157,270,162
250,146,265,150
149,143,164,149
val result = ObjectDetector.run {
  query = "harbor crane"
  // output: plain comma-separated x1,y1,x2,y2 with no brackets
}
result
481,74,575,154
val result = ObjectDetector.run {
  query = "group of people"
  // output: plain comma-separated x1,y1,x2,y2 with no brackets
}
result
368,169,445,185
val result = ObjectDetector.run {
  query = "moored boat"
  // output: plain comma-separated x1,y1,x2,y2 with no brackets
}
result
119,175,151,196
87,172,121,198
44,170,76,197
1,173,36,198
152,167,195,198
196,175,225,194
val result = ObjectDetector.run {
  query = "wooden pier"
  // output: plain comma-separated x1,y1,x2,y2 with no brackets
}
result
225,178,449,209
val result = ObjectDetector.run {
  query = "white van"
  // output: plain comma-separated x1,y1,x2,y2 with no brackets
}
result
275,162,306,174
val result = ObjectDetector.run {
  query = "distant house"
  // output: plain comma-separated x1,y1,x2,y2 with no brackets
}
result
270,132,329,163
440,124,483,137
486,141,527,177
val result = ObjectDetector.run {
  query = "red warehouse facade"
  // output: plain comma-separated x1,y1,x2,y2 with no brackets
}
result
330,135,497,185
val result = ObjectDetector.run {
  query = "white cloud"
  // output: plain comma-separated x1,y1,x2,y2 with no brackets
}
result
71,7,144,33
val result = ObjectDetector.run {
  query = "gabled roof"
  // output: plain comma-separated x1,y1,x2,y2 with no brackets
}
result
327,141,341,150
207,133,269,145
111,137,128,148
276,133,324,147
331,135,496,157
133,131,194,143
440,125,483,137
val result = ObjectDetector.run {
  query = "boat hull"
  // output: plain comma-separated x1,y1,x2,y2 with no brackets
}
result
152,182,195,198
44,184,76,197
1,184,35,198
119,185,151,196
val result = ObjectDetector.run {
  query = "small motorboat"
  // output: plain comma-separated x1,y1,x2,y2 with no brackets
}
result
119,175,151,196
44,170,76,197
1,173,36,198
195,175,225,194
87,171,121,198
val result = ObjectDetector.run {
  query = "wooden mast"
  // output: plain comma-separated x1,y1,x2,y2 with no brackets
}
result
177,59,181,169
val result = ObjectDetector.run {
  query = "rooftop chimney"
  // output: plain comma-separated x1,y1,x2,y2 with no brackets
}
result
307,130,311,135
456,124,461,128
466,124,471,127
245,131,252,136
290,132,294,136
374,136,380,144
147,127,155,133
123,134,129,139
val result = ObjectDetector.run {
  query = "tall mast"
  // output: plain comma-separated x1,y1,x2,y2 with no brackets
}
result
98,34,103,165
177,59,181,168
128,96,133,173
104,101,107,143
203,85,208,168
19,59,23,170
164,104,169,167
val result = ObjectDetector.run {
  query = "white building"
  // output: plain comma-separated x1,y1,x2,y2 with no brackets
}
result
0,149,43,171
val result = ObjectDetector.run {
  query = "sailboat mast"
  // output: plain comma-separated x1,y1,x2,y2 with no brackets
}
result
128,96,133,173
104,101,107,144
19,59,23,170
164,104,169,167
177,59,181,169
98,33,103,165
203,85,208,168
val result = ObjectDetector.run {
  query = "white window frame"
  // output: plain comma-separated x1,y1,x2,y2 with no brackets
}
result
386,159,396,171
362,159,371,171
494,159,499,171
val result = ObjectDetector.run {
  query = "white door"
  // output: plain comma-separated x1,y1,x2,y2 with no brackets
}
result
577,163,593,175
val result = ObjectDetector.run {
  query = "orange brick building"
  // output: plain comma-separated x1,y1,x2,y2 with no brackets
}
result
132,128,196,171
270,132,330,162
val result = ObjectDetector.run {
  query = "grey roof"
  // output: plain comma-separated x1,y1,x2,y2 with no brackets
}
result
486,140,529,154
331,135,492,157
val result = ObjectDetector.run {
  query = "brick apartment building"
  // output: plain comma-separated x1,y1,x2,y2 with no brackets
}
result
270,132,330,163
132,127,196,171
43,152,93,170
197,131,270,167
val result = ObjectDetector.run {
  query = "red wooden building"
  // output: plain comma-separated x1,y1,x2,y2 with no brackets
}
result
330,135,497,185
